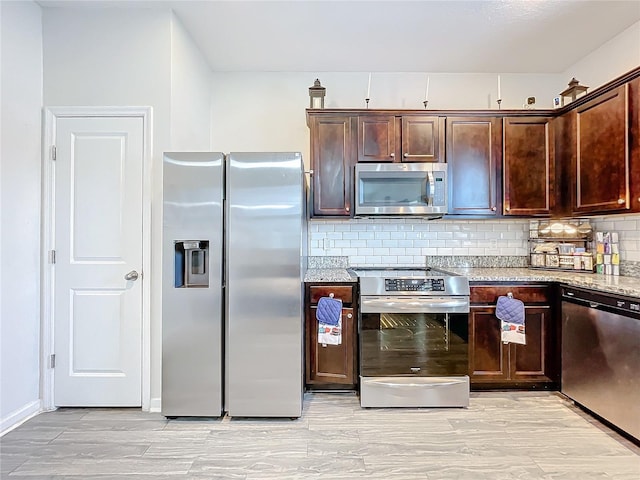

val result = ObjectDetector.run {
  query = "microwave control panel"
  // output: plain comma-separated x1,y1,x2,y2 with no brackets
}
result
433,172,445,206
385,278,446,292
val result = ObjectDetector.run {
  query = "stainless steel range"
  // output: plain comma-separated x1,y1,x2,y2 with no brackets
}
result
351,267,470,408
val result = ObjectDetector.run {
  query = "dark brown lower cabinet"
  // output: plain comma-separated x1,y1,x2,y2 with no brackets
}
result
305,283,358,390
469,284,559,389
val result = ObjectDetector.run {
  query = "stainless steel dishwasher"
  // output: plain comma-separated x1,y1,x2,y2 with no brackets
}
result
561,286,640,441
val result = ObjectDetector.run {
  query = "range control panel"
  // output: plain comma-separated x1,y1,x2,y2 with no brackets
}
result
385,278,446,292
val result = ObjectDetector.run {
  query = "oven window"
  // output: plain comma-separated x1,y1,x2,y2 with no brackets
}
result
360,312,468,377
359,177,427,206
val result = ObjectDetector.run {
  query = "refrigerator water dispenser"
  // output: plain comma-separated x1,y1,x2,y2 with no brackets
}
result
174,240,209,287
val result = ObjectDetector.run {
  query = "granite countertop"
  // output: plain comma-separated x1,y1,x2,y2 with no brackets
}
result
305,267,640,298
305,268,358,283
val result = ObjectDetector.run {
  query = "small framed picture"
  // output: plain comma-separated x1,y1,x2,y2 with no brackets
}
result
552,96,562,109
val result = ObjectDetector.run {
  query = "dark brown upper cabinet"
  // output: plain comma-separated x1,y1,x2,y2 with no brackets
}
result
446,117,502,216
357,115,397,162
572,84,630,214
629,77,640,212
309,114,356,217
503,117,555,216
357,115,444,163
401,116,444,162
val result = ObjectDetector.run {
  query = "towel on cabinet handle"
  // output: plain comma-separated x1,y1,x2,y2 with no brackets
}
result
496,293,526,345
316,297,343,346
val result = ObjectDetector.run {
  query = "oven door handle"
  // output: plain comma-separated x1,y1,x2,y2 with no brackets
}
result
360,296,470,314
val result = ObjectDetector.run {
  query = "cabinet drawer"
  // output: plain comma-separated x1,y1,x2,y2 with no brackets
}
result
470,285,550,304
309,285,354,305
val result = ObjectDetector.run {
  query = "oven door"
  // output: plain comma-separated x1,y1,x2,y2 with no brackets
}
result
358,294,470,407
360,310,469,378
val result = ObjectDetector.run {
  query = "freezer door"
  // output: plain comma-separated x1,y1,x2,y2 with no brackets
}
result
162,152,224,417
225,152,304,417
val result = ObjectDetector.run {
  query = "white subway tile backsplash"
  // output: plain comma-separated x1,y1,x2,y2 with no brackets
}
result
334,224,352,232
308,217,606,266
437,231,454,240
374,232,391,240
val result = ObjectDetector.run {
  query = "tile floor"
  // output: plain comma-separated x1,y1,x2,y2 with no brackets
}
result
1,391,638,479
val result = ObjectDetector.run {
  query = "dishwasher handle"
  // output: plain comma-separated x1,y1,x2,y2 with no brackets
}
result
562,286,640,318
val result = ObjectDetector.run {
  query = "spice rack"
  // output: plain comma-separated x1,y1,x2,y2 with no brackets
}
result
528,219,594,273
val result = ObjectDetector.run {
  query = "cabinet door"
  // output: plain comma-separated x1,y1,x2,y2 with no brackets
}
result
510,306,557,383
630,77,640,212
447,117,502,215
401,116,443,162
357,115,397,162
503,117,554,216
574,85,630,213
310,115,355,216
307,307,356,385
469,307,508,382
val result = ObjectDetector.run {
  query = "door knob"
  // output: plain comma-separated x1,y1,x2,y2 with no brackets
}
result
124,270,139,281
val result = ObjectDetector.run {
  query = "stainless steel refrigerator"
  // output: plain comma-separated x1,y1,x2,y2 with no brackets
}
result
162,152,306,418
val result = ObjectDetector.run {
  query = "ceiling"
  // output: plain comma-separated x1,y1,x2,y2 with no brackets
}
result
38,0,640,73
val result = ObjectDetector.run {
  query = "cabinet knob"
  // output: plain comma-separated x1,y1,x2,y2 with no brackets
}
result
347,313,353,319
617,198,625,205
390,153,395,158
329,293,334,298
505,207,510,212
345,206,350,212
491,206,497,212
403,153,409,158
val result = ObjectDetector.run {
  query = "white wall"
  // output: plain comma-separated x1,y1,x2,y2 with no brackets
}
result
42,6,213,412
563,20,640,91
170,13,213,151
42,6,172,411
0,1,43,432
211,71,564,169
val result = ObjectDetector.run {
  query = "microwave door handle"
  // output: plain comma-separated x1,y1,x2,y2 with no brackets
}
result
426,172,435,206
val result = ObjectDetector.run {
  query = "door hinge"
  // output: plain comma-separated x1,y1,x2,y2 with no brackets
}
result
51,145,56,161
50,354,56,368
49,250,56,264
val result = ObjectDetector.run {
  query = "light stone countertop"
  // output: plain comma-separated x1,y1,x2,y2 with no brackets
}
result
305,267,640,298
304,268,358,283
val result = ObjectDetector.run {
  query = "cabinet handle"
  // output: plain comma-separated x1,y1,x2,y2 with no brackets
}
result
347,313,353,319
329,293,334,298
390,153,395,158
617,198,625,205
491,206,497,212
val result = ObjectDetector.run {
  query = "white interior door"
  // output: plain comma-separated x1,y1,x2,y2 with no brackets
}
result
53,116,143,406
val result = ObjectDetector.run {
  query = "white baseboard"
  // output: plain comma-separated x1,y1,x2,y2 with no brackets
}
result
148,396,161,413
0,400,42,436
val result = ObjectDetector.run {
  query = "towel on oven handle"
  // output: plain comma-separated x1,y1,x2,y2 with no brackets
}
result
496,294,526,345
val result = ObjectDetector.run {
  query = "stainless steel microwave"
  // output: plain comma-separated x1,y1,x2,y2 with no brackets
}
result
354,163,447,216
